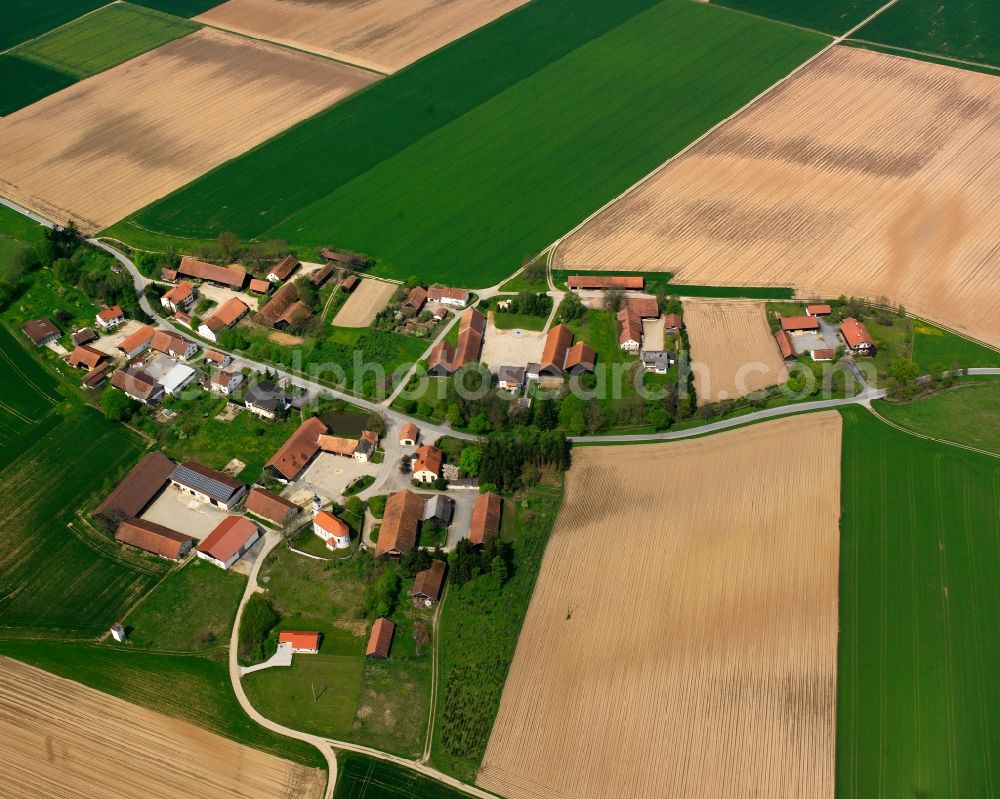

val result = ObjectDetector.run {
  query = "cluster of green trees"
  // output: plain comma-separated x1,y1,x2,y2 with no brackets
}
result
365,567,400,620
477,428,570,492
238,593,280,665
490,291,551,317
2,221,149,330
448,537,510,588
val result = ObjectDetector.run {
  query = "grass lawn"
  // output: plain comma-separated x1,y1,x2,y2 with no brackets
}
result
350,600,433,758
244,648,365,735
432,479,564,781
837,405,1000,797
334,753,470,799
551,269,793,298
853,0,1000,68
498,271,548,294
912,322,1000,372
0,0,108,50
491,312,546,332
247,544,432,755
13,2,198,79
0,638,325,768
120,0,826,286
713,0,883,34
0,55,76,115
245,546,368,736
0,203,47,246
5,267,103,335
124,558,247,661
872,381,1000,456
154,394,298,482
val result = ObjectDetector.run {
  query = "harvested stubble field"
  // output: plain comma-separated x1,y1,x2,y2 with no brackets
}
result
332,279,399,328
683,299,787,404
0,657,325,799
118,0,826,285
0,28,377,231
554,46,1000,349
479,413,842,799
197,0,530,74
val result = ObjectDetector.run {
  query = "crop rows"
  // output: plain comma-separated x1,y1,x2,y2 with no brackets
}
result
480,414,842,799
554,46,1000,349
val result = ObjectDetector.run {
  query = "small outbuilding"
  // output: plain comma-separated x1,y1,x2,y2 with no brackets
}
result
278,631,321,654
399,422,419,447
411,559,447,605
366,617,395,660
245,487,300,527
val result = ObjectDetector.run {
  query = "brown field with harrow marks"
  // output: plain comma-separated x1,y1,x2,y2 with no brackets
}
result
479,413,842,799
332,278,398,327
553,46,1000,348
0,657,325,799
197,0,530,74
0,28,377,231
683,299,787,404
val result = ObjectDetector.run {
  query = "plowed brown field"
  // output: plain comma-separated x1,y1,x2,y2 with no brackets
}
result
197,0,530,74
0,657,325,799
553,46,1000,348
684,299,787,404
479,413,842,799
332,278,398,327
0,28,377,231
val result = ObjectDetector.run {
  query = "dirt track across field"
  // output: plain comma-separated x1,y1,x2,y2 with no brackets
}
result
684,299,787,404
0,656,325,799
553,46,1000,348
197,0,530,74
479,413,842,799
332,279,397,327
0,28,377,231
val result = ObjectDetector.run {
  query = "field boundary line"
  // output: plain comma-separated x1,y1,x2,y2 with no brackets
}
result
546,0,900,265
195,23,389,77
844,38,1000,74
421,582,447,763
865,404,1000,460
0,0,121,56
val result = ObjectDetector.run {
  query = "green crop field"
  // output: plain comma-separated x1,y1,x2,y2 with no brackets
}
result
334,753,467,799
713,0,883,34
0,326,62,467
0,0,108,50
0,407,170,637
837,406,1000,797
13,2,198,79
872,382,1000,456
0,55,76,115
854,0,1000,68
912,323,1000,372
130,0,221,17
118,0,827,286
0,638,325,768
